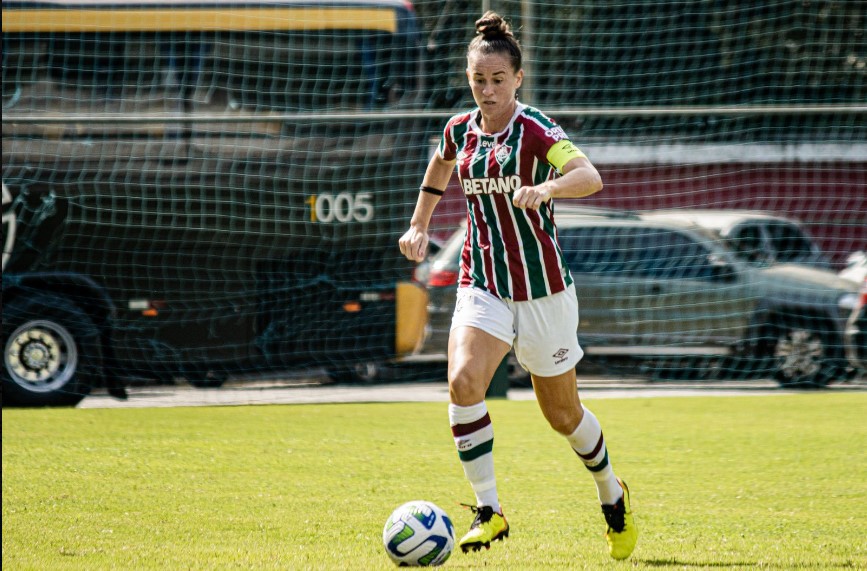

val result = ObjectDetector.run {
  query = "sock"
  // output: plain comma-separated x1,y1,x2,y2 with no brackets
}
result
449,402,501,513
566,405,623,506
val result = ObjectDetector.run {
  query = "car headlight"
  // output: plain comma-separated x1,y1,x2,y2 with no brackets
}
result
838,293,859,311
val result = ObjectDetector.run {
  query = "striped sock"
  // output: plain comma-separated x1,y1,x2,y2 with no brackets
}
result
566,405,623,505
449,402,500,512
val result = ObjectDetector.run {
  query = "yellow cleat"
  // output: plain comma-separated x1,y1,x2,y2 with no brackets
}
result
458,505,509,553
602,479,638,560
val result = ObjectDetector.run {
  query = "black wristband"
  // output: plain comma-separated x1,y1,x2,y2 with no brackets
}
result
420,185,445,196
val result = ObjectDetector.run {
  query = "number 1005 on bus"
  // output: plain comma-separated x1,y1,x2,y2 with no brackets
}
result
306,192,374,223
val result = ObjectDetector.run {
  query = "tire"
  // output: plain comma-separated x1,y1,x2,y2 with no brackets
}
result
2,293,101,407
760,316,846,388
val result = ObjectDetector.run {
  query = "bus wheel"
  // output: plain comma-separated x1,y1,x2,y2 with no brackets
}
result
2,294,101,407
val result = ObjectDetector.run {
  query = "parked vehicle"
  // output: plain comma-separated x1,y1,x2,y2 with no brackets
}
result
420,207,859,387
844,279,867,372
1,0,427,406
637,209,832,270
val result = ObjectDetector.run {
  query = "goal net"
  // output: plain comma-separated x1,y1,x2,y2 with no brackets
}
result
2,0,864,405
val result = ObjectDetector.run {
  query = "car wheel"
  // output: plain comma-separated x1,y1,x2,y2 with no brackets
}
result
2,293,101,407
763,318,844,387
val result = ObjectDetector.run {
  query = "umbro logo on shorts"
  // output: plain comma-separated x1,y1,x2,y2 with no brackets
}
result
553,348,569,365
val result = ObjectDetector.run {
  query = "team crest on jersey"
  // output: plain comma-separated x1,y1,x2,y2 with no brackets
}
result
494,144,513,165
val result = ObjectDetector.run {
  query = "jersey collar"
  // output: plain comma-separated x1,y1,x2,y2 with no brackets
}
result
469,102,526,137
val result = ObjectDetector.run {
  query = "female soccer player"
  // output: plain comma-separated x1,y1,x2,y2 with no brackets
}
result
398,12,637,560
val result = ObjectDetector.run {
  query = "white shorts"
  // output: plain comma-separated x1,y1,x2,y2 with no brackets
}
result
450,285,584,377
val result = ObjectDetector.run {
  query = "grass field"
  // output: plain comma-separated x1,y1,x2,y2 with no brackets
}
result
3,393,866,570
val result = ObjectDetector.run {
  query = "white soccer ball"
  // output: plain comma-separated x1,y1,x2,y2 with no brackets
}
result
382,501,455,567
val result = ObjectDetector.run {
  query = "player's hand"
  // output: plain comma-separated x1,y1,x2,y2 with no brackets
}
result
399,226,430,262
512,185,552,210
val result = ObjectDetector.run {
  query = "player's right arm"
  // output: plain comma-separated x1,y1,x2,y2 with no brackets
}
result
399,153,455,262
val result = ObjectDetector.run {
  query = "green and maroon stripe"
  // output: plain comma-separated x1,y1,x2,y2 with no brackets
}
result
442,105,575,301
574,433,610,472
451,413,494,462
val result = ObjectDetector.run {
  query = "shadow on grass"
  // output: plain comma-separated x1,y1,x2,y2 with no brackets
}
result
641,560,857,569
641,560,756,568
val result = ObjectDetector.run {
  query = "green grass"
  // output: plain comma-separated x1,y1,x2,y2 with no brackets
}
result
3,393,866,570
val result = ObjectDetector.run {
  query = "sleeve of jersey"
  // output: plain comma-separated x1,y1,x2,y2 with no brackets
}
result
437,120,458,161
545,140,586,174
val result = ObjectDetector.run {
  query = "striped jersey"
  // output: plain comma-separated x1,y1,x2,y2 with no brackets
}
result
437,103,581,302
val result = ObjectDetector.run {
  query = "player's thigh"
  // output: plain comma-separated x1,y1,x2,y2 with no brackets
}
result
447,286,515,404
447,286,515,400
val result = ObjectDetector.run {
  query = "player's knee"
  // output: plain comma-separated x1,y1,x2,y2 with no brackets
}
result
545,406,582,435
448,367,487,406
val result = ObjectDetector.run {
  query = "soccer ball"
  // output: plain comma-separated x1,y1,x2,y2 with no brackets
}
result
382,501,455,567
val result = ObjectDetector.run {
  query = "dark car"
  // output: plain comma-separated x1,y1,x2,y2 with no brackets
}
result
420,207,858,387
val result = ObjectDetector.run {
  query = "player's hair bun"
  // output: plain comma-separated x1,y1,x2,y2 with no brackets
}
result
475,12,513,41
467,11,522,71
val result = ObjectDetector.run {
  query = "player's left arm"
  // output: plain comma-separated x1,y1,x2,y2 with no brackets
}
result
512,141,603,210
